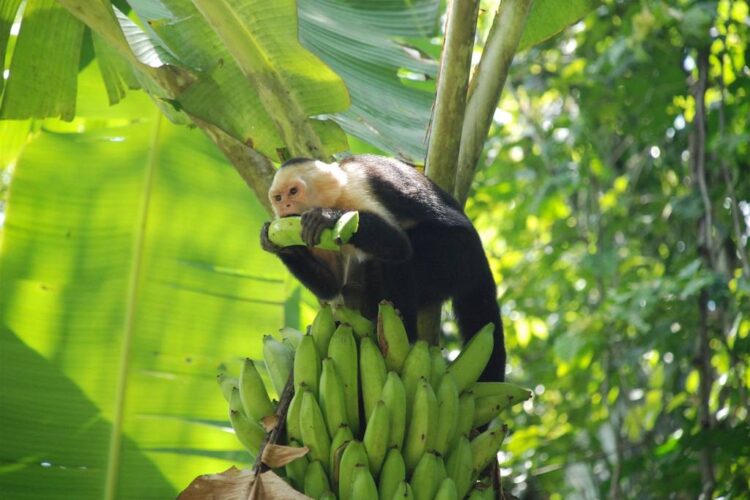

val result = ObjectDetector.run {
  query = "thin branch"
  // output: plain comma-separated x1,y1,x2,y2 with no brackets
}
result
455,0,533,205
690,48,715,498
424,0,480,193
252,372,295,476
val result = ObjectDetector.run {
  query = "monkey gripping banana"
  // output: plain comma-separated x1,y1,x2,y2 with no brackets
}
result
220,303,531,498
267,211,360,251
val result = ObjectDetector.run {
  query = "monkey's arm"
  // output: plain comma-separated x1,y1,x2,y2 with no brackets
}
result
301,208,412,262
261,223,341,299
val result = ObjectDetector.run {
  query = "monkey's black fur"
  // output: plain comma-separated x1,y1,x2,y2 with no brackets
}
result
263,155,505,381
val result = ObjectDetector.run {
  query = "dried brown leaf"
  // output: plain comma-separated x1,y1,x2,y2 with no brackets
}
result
261,414,279,432
262,443,309,468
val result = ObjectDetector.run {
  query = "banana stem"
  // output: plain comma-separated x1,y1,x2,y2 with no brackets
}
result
252,370,296,475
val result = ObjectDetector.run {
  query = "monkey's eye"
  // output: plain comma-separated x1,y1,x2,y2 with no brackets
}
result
289,187,298,196
274,194,282,202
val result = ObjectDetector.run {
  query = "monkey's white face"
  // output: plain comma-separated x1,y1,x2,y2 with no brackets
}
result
268,161,345,217
269,170,309,217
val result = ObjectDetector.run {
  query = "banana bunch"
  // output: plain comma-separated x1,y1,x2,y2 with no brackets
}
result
220,301,532,499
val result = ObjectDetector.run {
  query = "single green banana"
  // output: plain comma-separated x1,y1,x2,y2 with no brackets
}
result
285,439,308,491
328,324,360,434
338,440,369,500
350,464,379,500
434,477,458,500
429,346,447,390
381,371,407,450
446,323,494,393
286,387,304,443
279,326,304,349
217,373,238,403
294,334,321,397
467,485,495,500
229,387,243,413
304,459,330,498
239,358,275,422
267,211,360,250
229,409,265,455
319,491,337,500
453,393,475,447
334,306,375,339
330,424,354,483
470,425,507,478
469,382,532,427
445,436,473,499
403,379,431,473
401,341,431,416
360,336,388,421
376,301,410,373
319,358,349,436
391,481,414,500
410,452,442,500
425,380,439,453
378,448,406,500
363,400,390,476
299,390,332,473
263,335,294,396
433,374,459,456
311,304,336,358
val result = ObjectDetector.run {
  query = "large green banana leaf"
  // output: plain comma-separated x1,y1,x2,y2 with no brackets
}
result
0,64,299,498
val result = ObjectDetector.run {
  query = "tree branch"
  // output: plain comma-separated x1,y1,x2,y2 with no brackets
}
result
455,0,533,205
690,48,715,498
424,0,480,193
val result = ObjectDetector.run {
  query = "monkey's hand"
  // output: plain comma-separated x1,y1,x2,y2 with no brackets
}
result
301,208,344,247
260,222,285,254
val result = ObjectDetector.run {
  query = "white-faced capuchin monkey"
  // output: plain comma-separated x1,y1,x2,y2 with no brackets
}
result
260,154,505,381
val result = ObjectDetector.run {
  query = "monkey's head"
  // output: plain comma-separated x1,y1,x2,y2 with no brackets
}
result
269,158,346,217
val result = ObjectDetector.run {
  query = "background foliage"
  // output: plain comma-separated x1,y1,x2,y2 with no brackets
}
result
1,0,748,499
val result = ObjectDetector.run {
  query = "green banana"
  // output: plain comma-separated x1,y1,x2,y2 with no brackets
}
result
446,323,494,392
376,301,410,373
403,379,431,473
294,334,321,397
330,424,354,483
425,380,439,453
391,481,414,500
467,485,495,500
433,374,459,456
304,460,330,499
285,439,308,491
445,436,473,499
328,324,360,434
319,491,337,500
239,358,275,422
453,393,475,447
434,477,458,500
267,211,360,250
229,409,265,455
263,335,294,396
430,346,447,390
319,358,349,436
217,373,238,403
470,383,532,427
299,390,331,473
410,452,442,500
338,440,369,500
362,400,390,476
378,448,406,500
381,371,407,450
350,464,379,499
334,306,375,339
286,387,304,443
229,387,243,414
279,326,304,349
401,341,431,415
360,336,387,420
311,304,336,358
470,425,507,478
